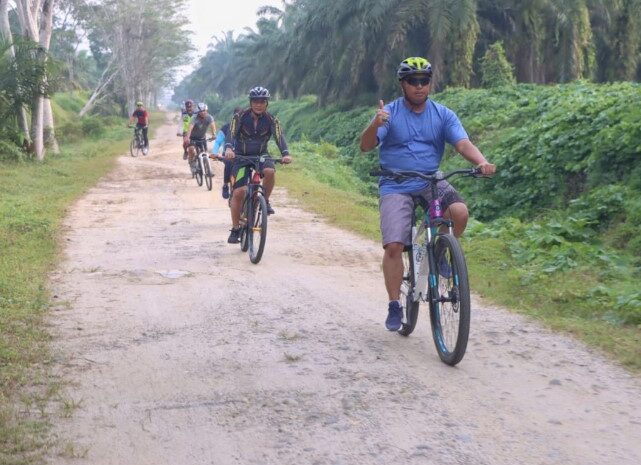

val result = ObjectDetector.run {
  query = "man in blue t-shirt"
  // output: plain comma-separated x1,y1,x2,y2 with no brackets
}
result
360,57,496,332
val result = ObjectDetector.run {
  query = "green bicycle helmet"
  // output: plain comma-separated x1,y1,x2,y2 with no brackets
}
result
397,57,433,81
136,101,143,106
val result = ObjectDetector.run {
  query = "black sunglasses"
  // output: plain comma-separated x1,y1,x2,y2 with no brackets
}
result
405,76,431,87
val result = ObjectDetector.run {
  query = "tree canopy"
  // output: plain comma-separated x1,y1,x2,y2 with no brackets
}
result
175,0,641,104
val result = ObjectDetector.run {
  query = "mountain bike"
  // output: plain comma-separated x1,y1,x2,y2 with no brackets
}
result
214,154,282,264
129,126,146,157
188,138,214,190
370,168,483,366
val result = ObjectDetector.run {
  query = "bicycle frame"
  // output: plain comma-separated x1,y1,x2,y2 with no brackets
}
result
371,168,479,301
197,151,210,171
411,180,456,303
134,127,144,147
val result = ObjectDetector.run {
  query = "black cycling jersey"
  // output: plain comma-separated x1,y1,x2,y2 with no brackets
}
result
225,109,289,157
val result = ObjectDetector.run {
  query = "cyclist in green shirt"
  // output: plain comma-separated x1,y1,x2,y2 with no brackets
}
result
177,100,194,159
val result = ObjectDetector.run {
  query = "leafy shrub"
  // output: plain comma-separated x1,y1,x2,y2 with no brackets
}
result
318,141,338,159
57,121,83,143
0,140,25,162
81,116,105,136
480,42,516,88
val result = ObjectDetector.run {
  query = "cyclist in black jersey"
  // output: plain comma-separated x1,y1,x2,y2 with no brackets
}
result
223,87,292,244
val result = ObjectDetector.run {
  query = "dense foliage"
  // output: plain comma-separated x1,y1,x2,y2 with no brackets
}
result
175,0,641,104
0,37,56,160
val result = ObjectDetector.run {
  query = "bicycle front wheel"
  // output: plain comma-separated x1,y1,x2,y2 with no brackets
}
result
248,193,268,264
429,234,470,366
204,159,213,191
130,139,137,157
195,158,204,186
240,195,251,252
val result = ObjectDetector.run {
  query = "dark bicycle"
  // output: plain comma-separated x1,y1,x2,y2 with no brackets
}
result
370,168,484,366
214,154,282,264
129,126,146,157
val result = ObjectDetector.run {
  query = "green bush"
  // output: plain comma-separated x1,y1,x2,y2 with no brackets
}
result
81,116,105,136
480,42,516,88
0,140,26,162
57,121,83,143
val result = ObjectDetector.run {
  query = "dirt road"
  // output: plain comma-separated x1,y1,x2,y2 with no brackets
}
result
48,118,641,465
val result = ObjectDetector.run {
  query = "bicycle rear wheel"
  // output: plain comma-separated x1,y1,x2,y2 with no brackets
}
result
398,244,420,336
429,234,470,366
204,159,213,191
248,193,268,264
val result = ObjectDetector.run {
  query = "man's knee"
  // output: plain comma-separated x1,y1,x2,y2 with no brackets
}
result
186,146,197,162
446,202,468,222
384,242,404,259
232,186,246,200
263,168,275,179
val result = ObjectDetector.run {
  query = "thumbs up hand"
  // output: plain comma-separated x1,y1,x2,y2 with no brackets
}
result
375,100,390,127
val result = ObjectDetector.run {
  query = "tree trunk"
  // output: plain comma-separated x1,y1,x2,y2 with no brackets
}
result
40,0,59,153
1,0,32,146
43,98,58,152
16,0,45,159
32,94,44,160
79,66,118,116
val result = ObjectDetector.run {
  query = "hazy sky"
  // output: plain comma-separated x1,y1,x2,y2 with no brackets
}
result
186,0,283,58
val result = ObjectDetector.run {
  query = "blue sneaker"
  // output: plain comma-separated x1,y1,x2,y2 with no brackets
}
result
222,184,230,199
438,255,452,279
385,301,403,331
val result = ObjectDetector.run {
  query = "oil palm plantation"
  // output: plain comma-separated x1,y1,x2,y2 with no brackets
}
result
174,0,641,105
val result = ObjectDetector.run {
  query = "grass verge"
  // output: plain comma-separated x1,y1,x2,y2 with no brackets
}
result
280,140,641,373
0,119,134,464
278,141,379,240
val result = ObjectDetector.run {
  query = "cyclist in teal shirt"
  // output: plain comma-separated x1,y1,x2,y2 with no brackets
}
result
211,107,243,199
360,57,496,332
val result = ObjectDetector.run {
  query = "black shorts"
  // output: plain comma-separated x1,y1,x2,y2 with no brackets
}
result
230,158,275,189
190,138,207,153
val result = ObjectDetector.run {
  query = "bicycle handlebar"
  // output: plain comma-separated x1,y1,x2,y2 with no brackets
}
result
210,154,284,164
369,167,483,182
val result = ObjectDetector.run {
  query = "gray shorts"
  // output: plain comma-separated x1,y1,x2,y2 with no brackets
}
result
379,181,465,247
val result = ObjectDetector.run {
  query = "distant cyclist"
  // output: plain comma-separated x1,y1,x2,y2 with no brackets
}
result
359,57,495,332
212,107,243,199
183,102,217,168
177,99,195,159
128,101,149,154
224,87,292,244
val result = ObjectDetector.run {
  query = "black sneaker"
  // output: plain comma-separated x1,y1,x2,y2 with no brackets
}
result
266,202,275,215
227,227,241,244
222,184,230,199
